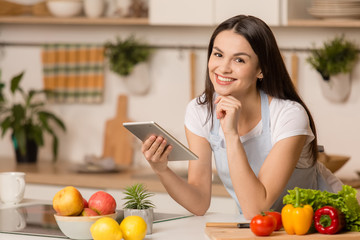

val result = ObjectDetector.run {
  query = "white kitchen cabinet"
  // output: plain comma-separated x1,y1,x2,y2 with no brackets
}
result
214,0,282,26
149,0,214,26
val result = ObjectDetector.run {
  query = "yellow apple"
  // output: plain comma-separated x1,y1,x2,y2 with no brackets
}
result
53,186,84,216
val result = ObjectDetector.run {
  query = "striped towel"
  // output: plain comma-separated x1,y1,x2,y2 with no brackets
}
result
42,44,105,104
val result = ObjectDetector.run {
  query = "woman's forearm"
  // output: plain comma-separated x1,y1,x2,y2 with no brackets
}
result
225,134,268,218
225,134,307,219
155,167,211,215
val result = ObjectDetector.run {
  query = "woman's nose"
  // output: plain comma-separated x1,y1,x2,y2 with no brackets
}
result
219,60,232,73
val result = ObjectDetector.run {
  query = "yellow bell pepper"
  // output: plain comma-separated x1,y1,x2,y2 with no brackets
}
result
281,187,313,235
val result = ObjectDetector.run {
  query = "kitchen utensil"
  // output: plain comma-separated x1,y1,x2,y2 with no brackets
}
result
0,0,28,16
206,222,250,228
32,1,51,16
46,0,83,18
291,53,298,88
205,226,360,239
102,95,133,166
190,50,196,100
54,212,118,239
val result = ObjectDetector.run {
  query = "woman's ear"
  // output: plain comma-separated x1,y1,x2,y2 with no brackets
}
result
257,71,263,79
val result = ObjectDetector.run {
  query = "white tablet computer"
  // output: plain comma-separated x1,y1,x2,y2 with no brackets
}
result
123,121,198,161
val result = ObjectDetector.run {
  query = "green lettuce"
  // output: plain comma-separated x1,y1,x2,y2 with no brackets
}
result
283,185,360,231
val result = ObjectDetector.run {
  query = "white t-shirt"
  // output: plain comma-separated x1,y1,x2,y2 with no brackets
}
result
184,95,315,168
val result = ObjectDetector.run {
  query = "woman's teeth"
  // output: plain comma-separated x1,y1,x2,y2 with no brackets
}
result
218,75,234,82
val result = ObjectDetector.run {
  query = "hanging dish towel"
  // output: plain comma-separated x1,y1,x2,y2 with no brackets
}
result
42,44,105,104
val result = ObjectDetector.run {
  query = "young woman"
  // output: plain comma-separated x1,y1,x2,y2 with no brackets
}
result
141,15,343,219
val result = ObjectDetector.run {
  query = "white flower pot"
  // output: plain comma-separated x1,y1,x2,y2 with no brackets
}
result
318,73,351,103
124,208,154,234
124,62,151,95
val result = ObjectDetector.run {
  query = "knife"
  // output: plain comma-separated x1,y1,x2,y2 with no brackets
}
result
206,222,250,228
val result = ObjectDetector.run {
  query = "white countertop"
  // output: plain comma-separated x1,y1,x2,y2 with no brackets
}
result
0,200,245,240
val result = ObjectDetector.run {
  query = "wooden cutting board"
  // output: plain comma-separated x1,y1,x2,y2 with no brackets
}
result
205,227,360,240
102,95,133,166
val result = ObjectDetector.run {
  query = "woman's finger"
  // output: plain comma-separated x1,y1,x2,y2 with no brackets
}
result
151,139,168,161
142,136,163,160
141,135,156,153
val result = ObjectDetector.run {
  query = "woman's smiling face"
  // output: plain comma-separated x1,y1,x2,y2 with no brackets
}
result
208,30,263,98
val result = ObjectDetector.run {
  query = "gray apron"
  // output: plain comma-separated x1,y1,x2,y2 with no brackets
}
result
209,91,336,213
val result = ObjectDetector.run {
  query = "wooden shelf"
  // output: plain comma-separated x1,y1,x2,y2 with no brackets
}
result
0,16,149,25
1,16,359,28
288,19,360,27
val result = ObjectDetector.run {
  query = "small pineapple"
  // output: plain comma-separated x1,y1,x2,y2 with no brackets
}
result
123,183,155,209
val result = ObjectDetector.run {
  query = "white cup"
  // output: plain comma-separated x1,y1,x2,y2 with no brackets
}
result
84,0,105,18
0,172,26,205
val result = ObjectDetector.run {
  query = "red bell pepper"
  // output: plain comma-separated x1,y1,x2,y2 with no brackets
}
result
314,206,345,234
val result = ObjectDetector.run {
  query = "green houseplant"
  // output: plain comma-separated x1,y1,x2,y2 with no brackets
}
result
306,35,358,81
0,71,66,163
123,183,155,234
104,35,152,77
306,36,358,102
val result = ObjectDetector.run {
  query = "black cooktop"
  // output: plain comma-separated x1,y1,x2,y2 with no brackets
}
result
0,204,192,238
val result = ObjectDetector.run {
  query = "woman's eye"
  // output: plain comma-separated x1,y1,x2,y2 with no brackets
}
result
214,52,222,57
235,58,245,63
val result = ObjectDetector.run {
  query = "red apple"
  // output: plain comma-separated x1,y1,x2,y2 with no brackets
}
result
81,207,99,216
53,186,84,216
88,191,116,215
83,198,89,208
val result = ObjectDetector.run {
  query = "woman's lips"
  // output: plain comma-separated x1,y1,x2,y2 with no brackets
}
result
216,74,236,85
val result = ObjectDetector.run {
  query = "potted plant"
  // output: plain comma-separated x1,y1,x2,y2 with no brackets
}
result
0,71,66,163
104,35,152,77
104,35,152,95
306,35,358,102
123,183,155,234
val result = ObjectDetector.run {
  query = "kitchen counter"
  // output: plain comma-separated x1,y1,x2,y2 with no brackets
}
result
2,201,360,240
0,157,230,197
0,208,243,240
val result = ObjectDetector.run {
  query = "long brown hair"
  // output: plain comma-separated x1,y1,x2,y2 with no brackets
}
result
197,15,318,164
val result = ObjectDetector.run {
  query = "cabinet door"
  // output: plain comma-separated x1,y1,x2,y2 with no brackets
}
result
149,0,214,26
214,0,281,26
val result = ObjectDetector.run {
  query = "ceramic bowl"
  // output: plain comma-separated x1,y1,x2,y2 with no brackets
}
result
318,153,350,173
54,212,118,240
46,0,83,18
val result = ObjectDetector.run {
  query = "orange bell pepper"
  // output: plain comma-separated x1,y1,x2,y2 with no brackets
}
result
281,187,313,235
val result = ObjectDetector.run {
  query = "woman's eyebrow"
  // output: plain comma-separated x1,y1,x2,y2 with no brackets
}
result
213,46,250,58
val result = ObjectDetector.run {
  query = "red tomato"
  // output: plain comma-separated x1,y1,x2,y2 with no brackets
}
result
250,213,276,236
264,211,282,231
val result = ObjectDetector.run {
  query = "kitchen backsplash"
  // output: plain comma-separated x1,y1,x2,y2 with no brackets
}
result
0,23,359,178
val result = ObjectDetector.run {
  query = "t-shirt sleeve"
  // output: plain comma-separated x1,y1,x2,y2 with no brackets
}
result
272,100,314,145
184,98,209,139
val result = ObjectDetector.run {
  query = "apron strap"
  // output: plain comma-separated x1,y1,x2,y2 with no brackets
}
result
260,90,270,134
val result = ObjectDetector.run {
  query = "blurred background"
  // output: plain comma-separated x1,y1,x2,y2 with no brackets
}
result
0,0,359,181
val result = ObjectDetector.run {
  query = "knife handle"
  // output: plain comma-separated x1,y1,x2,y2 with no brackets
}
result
206,222,250,228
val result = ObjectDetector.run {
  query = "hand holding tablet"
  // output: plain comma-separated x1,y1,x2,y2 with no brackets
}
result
123,121,198,161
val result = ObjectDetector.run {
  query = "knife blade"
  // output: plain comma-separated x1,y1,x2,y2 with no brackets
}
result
206,222,250,228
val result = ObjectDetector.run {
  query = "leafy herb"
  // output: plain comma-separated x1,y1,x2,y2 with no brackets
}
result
306,35,358,81
123,183,155,210
283,185,360,231
104,36,152,77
